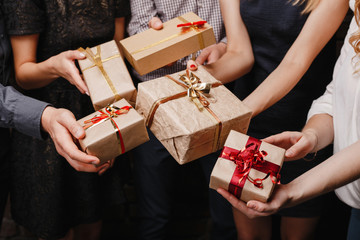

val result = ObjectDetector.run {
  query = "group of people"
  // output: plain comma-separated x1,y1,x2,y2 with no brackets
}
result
0,0,359,240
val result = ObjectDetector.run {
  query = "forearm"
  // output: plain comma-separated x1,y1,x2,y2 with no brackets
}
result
243,0,348,117
287,140,360,207
302,113,334,152
15,58,59,89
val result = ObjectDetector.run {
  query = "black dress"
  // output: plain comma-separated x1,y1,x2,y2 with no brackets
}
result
235,0,335,217
3,0,130,238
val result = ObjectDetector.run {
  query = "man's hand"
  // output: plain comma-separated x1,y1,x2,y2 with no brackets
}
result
148,17,163,30
41,106,101,172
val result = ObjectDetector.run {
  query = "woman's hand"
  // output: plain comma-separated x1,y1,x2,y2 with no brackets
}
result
263,130,318,161
49,50,89,94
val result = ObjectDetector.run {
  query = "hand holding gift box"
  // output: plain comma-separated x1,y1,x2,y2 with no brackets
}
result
135,66,252,165
78,40,137,110
78,99,149,166
210,130,285,203
120,12,216,75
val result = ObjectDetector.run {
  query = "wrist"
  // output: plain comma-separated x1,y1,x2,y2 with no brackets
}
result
41,106,56,133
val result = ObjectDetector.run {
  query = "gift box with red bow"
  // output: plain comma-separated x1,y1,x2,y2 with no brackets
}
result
78,40,137,110
210,130,285,202
119,12,216,75
78,99,149,166
135,66,252,165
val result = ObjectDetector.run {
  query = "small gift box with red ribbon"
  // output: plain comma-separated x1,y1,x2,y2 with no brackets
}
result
119,12,216,75
136,66,252,165
78,40,137,110
210,130,285,202
78,99,149,166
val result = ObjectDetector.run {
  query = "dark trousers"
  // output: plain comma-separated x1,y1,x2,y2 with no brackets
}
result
133,130,236,240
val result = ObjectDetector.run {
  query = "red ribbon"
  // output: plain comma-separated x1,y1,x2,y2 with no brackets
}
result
177,20,207,28
220,137,281,199
83,105,132,154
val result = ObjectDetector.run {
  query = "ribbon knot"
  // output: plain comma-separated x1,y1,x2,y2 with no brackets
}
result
179,69,212,110
83,105,132,130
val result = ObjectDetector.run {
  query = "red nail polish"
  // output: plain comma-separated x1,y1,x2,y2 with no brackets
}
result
190,64,196,69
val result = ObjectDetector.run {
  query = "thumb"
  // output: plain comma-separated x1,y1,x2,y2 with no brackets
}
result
67,50,86,60
149,17,163,30
58,109,85,139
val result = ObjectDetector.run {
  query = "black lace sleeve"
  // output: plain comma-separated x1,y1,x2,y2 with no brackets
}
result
114,0,130,18
3,0,45,36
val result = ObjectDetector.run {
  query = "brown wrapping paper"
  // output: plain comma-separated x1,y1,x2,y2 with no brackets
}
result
135,66,252,165
78,40,137,110
119,12,216,76
210,130,285,202
78,99,149,166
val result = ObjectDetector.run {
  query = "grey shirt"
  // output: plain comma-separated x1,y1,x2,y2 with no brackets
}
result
0,84,49,139
127,0,226,81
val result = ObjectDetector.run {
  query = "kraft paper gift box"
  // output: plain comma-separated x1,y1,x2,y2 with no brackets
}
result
78,40,137,111
135,66,252,165
78,99,149,166
209,130,285,203
119,12,216,76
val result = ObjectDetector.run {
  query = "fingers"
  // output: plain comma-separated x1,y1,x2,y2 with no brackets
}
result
195,48,211,65
187,60,198,71
62,50,89,94
56,109,85,139
68,67,89,94
148,17,163,30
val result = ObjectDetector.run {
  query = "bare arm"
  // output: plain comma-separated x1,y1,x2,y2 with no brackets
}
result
243,0,349,117
201,0,254,83
10,34,88,93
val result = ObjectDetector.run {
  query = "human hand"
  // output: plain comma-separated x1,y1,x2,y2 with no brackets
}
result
148,17,163,30
217,184,292,218
49,50,89,94
263,130,318,161
98,159,115,176
195,42,227,65
41,106,101,172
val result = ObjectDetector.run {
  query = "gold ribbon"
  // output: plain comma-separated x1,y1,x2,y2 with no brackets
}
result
130,16,207,56
83,104,132,155
78,46,122,102
146,70,223,151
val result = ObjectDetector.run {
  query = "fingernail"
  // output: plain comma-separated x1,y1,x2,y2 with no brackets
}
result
91,160,99,165
154,22,162,28
85,91,90,96
79,52,85,57
190,64,196,69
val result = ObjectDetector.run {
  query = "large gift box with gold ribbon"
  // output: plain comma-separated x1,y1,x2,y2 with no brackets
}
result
78,99,149,166
210,130,285,202
78,40,137,110
135,66,252,165
119,12,216,76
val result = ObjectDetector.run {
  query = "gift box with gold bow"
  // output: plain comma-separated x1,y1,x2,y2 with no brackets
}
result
78,99,149,166
135,66,252,165
119,12,216,76
78,40,137,110
210,130,285,202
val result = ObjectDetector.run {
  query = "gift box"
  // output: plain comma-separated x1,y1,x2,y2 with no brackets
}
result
135,66,252,165
119,12,216,75
209,130,285,202
78,99,149,166
78,40,137,110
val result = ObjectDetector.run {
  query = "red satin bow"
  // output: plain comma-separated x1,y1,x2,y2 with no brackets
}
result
177,20,207,28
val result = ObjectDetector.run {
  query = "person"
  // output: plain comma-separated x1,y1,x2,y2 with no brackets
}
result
2,0,130,239
218,0,360,239
126,1,236,239
188,0,349,239
0,4,103,231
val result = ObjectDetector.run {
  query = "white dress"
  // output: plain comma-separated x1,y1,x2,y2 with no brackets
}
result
307,0,360,209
